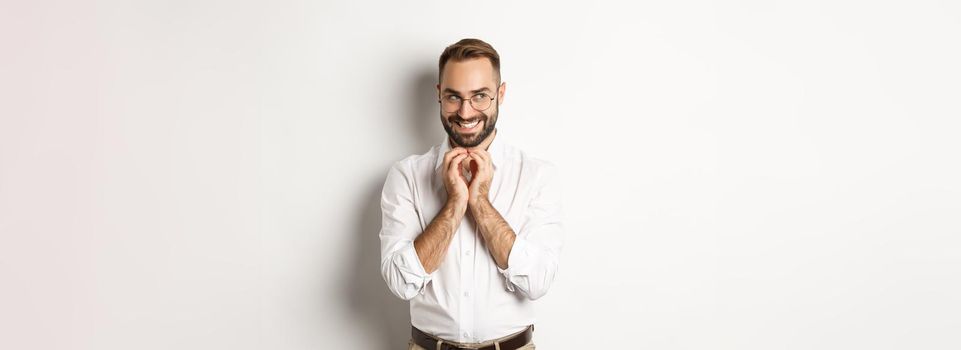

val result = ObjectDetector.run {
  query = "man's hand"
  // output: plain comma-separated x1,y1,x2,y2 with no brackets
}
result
465,149,494,206
442,147,470,213
413,148,470,275
463,148,514,269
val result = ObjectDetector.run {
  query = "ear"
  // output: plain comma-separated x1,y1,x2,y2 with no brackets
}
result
497,81,506,106
436,83,442,102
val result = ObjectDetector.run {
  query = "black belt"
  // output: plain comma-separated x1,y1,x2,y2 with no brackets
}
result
411,325,533,350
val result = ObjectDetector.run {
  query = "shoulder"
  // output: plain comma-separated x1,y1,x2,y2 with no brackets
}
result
381,146,440,197
386,145,441,178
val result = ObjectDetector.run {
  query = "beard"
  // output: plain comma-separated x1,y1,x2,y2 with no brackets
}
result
441,105,498,148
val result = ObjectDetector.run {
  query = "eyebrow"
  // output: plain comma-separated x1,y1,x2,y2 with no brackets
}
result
442,87,492,95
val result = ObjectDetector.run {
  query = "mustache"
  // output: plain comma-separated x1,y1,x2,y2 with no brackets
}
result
450,116,486,124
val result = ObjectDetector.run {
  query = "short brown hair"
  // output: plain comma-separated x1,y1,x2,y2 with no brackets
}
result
438,38,501,83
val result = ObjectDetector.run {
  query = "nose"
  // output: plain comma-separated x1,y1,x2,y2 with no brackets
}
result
458,97,473,117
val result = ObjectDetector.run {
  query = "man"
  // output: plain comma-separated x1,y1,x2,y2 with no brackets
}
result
380,38,563,350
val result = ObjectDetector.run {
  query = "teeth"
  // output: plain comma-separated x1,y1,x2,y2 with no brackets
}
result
459,120,479,128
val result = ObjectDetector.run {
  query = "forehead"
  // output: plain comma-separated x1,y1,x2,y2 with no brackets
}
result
440,58,498,91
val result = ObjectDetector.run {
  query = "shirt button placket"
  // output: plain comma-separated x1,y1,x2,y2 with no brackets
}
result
459,220,475,343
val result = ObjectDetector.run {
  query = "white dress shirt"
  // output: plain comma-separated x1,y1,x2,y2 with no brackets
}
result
379,131,564,343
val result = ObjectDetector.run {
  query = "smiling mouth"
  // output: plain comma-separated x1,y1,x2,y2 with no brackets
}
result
456,119,481,129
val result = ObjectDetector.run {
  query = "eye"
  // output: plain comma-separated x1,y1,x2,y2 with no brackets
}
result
445,95,462,102
471,93,490,102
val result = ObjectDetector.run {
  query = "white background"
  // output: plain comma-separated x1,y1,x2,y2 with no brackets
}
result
1,0,959,349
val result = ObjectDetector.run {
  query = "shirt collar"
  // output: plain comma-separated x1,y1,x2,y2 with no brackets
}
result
434,129,504,171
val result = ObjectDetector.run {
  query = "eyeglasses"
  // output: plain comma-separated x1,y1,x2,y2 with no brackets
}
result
439,92,496,112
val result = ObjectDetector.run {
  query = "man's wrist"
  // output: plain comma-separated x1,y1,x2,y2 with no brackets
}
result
468,194,491,213
444,197,468,218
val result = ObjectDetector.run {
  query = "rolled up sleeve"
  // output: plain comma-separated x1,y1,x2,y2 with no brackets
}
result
379,162,433,300
497,163,564,300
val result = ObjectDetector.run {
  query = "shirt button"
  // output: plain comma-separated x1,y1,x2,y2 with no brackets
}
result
465,250,472,256
464,291,470,297
463,331,470,338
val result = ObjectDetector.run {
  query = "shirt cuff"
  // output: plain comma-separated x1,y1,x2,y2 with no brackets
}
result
497,237,532,292
395,241,433,295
